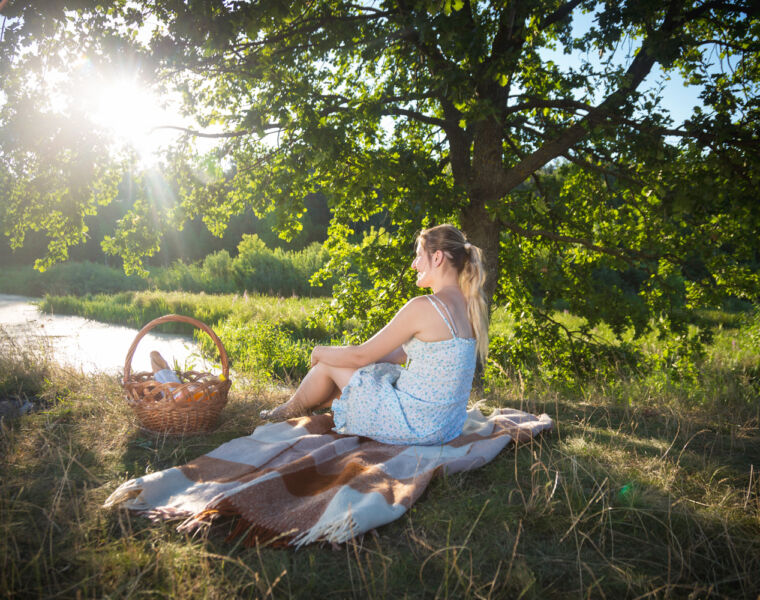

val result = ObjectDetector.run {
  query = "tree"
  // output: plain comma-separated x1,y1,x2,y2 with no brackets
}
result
1,1,758,367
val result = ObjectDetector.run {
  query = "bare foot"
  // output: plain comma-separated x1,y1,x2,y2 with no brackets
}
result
259,398,309,422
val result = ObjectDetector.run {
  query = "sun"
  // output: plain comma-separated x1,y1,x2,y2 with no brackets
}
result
91,78,179,165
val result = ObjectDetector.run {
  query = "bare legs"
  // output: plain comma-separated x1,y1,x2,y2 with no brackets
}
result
259,362,356,421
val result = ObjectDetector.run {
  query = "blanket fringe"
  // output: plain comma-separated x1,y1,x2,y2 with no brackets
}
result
291,510,357,548
103,482,143,508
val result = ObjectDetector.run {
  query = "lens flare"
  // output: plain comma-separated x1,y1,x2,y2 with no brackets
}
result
91,78,178,166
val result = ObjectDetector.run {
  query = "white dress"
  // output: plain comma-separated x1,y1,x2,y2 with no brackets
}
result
331,296,477,445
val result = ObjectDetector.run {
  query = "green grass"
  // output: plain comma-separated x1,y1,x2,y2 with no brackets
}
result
39,291,330,336
1,308,758,597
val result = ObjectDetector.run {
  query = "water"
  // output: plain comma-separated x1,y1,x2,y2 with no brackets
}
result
0,294,209,375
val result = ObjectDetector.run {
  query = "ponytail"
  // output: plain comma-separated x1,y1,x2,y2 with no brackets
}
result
417,224,489,362
459,244,489,362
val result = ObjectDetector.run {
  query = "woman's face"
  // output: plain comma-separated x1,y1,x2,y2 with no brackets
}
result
412,242,436,288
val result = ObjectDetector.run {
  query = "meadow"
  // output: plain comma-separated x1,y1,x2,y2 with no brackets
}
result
0,291,758,598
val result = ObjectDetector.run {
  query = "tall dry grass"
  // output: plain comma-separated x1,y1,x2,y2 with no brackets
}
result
0,313,758,598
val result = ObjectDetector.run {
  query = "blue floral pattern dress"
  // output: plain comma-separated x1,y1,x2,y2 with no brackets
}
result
332,295,477,445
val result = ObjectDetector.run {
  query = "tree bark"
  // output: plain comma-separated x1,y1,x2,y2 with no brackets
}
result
460,196,501,311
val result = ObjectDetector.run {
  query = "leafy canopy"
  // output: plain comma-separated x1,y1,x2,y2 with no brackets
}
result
1,0,758,377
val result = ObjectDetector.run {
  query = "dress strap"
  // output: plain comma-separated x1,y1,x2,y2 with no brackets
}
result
425,295,458,338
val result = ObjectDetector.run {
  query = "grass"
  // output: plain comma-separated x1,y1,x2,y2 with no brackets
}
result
39,291,331,337
1,306,759,598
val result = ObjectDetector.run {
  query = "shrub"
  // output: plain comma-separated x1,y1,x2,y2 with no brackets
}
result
200,250,237,293
199,316,312,382
1,238,333,299
149,236,332,297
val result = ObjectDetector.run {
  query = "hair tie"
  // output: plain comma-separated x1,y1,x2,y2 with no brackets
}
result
463,242,472,252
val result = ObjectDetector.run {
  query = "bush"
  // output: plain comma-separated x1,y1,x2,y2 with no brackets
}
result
201,250,237,293
199,316,312,382
149,236,333,297
149,261,205,294
0,237,333,299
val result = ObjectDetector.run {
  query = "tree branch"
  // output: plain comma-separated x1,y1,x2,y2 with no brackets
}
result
395,1,459,78
233,9,397,51
438,97,472,185
698,38,760,53
684,0,755,19
499,220,661,266
494,0,684,196
539,0,585,30
149,125,276,139
382,107,446,127
561,152,648,188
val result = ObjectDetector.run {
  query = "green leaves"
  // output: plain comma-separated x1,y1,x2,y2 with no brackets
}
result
1,0,758,386
442,0,466,17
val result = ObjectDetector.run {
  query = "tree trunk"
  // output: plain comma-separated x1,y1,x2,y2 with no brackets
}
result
460,197,501,312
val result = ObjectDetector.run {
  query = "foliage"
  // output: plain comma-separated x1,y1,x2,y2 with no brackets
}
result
150,235,333,296
147,236,330,296
0,237,333,298
38,290,332,338
197,316,314,382
232,235,331,296
0,262,149,297
1,1,759,379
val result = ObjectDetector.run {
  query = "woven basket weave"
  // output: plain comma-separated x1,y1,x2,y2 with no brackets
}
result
122,314,231,434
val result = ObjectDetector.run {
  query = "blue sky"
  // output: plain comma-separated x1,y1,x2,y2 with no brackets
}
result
538,9,715,127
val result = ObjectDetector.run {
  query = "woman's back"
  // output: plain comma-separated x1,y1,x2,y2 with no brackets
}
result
412,289,474,343
333,295,477,445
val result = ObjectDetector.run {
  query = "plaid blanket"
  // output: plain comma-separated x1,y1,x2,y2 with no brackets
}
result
104,406,553,547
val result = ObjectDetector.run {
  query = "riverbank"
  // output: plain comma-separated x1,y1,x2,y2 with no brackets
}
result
37,291,336,381
0,294,202,374
36,290,759,388
1,312,759,597
38,290,331,336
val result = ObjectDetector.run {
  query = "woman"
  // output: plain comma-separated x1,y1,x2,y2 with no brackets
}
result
260,224,489,445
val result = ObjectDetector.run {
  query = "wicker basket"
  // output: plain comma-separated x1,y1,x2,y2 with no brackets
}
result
122,314,232,434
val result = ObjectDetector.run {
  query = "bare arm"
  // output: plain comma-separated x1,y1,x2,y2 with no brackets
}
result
376,346,408,365
310,298,423,368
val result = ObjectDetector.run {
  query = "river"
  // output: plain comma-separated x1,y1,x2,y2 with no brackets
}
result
0,294,205,375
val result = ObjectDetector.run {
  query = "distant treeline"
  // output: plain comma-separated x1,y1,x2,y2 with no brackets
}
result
0,235,334,298
0,192,332,268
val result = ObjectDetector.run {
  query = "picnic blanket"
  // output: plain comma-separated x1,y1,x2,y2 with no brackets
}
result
104,405,553,547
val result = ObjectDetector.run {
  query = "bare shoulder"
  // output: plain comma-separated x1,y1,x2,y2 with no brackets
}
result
397,295,434,323
405,295,432,309
432,289,474,337
403,295,440,317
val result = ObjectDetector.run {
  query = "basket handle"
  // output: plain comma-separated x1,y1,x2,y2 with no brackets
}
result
123,314,230,383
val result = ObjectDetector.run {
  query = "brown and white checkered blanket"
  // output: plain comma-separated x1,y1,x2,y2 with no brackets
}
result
104,406,553,547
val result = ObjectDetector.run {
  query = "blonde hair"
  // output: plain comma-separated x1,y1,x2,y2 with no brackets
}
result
417,224,489,361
